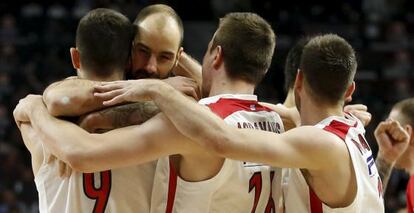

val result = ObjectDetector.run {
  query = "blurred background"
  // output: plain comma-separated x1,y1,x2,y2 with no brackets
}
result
0,0,413,212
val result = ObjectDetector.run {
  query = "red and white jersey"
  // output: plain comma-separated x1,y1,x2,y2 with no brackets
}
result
150,94,284,213
35,147,156,213
283,114,384,213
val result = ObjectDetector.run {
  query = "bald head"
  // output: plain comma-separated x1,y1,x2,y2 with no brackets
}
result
129,4,183,79
134,4,183,45
137,13,181,51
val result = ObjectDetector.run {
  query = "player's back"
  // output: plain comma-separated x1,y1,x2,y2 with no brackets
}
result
35,150,156,213
284,113,384,213
150,94,284,213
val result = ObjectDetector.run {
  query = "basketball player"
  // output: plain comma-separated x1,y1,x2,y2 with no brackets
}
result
263,37,372,129
374,99,412,211
15,12,286,212
92,34,385,212
14,8,159,212
43,4,199,121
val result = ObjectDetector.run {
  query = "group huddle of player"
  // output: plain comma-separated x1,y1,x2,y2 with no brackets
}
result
13,4,414,213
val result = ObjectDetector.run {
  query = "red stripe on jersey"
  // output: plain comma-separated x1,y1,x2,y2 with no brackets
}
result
406,175,414,213
323,120,352,140
309,188,323,213
166,158,178,213
207,98,273,119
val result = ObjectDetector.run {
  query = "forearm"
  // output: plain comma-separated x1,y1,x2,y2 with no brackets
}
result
95,101,160,128
29,103,169,172
43,78,105,116
149,82,227,148
20,123,43,174
29,103,92,167
174,52,202,88
375,154,394,193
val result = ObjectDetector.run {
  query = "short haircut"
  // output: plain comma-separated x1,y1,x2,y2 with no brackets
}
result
76,8,134,77
393,98,414,126
211,12,276,85
133,4,184,45
284,37,311,92
300,34,357,104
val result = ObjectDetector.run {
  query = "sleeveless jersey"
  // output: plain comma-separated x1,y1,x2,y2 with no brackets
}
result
35,146,156,213
150,94,285,213
283,113,384,212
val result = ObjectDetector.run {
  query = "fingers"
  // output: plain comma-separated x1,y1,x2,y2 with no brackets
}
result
351,110,372,126
102,94,127,106
94,89,124,100
94,82,124,93
375,120,409,143
388,121,409,142
374,121,389,139
183,87,199,100
344,104,367,112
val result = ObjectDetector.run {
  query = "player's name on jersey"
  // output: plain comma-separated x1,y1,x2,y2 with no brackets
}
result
237,121,282,133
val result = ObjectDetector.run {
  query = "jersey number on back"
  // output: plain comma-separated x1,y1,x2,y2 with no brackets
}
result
83,170,112,213
249,171,275,213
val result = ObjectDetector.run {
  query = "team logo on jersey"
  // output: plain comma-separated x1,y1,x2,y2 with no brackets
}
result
250,104,256,111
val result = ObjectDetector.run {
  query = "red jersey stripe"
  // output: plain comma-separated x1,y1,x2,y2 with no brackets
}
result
207,98,273,119
165,159,178,213
309,188,323,213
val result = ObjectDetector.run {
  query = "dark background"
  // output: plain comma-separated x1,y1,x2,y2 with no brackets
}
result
0,0,413,212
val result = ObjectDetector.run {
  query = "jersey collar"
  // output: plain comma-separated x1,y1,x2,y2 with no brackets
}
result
198,94,258,105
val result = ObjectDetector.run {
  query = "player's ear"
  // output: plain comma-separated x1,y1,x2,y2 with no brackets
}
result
212,45,223,70
70,47,81,70
405,125,414,146
344,81,355,103
174,47,184,68
294,69,303,92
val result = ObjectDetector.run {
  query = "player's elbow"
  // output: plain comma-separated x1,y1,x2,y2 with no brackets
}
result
44,94,79,117
43,92,67,116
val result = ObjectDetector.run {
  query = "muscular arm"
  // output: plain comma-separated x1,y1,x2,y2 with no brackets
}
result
29,102,192,172
373,120,409,193
173,52,202,89
43,78,106,116
260,102,300,131
375,154,394,192
79,101,160,132
19,123,44,175
146,82,344,170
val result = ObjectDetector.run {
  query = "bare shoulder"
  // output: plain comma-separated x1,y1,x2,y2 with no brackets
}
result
289,126,350,167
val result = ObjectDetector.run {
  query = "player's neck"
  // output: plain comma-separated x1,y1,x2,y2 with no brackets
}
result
283,90,295,108
78,68,124,81
300,97,344,125
208,76,255,97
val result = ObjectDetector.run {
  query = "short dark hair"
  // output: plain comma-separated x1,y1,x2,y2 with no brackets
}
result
76,8,134,77
393,98,414,126
211,12,276,85
284,37,311,92
133,4,183,45
300,34,357,104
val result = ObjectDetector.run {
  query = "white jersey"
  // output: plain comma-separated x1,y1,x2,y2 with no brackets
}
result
35,147,156,213
283,114,384,213
151,94,285,213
